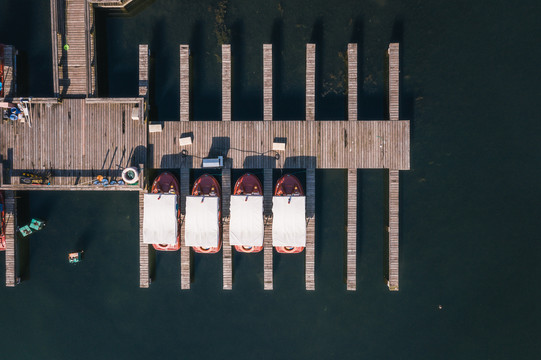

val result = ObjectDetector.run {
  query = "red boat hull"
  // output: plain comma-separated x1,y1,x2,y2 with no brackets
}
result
0,191,5,251
274,174,304,254
151,172,181,251
234,174,264,253
192,174,222,254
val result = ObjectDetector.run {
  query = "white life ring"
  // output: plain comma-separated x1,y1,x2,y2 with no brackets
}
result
121,167,139,184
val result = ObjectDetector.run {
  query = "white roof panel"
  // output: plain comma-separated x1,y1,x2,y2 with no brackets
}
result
143,194,178,245
272,196,306,247
229,195,264,246
185,196,220,247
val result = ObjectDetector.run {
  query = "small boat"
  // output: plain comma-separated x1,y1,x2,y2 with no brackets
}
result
273,174,306,254
186,174,222,254
147,172,181,251
69,251,84,264
0,191,5,251
231,173,264,253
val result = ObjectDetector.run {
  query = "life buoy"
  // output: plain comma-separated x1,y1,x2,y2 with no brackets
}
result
121,167,139,185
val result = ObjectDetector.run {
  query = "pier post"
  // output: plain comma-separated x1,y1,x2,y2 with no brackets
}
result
346,169,357,290
263,44,272,121
348,43,358,121
139,191,150,288
180,45,190,121
305,168,316,290
306,44,316,121
180,168,191,289
263,168,273,290
222,168,232,290
5,191,17,287
222,45,231,122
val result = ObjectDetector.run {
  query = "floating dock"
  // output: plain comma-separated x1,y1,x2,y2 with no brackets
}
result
1,1,409,291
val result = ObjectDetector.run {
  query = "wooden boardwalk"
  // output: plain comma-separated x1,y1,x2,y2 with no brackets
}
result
180,45,190,121
139,191,150,288
139,44,149,97
4,191,17,287
51,0,96,96
222,45,231,121
306,44,315,121
0,98,147,186
346,169,357,290
222,168,232,289
388,170,399,290
263,44,272,121
263,168,273,290
305,168,315,290
180,168,191,289
0,45,17,99
150,120,409,170
388,43,400,121
348,44,357,121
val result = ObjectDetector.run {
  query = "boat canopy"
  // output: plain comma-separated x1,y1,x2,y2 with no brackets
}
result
229,195,264,246
185,196,220,247
143,194,178,245
272,196,306,247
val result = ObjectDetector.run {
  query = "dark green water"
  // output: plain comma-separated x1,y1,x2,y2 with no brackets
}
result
1,0,541,358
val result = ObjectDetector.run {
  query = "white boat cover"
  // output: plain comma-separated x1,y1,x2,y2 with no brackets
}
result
143,193,178,245
229,195,264,246
185,196,220,247
272,196,306,247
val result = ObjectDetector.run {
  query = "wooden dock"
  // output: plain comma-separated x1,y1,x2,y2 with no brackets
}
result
305,168,316,290
222,45,231,122
139,191,150,288
388,43,400,121
138,44,149,97
346,169,357,290
4,191,17,287
306,44,315,121
348,44,357,121
263,44,272,121
180,168,191,289
0,45,17,99
180,45,190,121
263,168,273,290
222,168,232,289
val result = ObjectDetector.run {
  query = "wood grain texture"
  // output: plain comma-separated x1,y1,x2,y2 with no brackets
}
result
306,44,315,121
347,169,357,290
4,191,17,287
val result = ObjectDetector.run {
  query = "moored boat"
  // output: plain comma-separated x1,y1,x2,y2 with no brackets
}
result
273,174,306,254
186,174,222,254
231,173,264,253
144,172,181,251
0,191,5,251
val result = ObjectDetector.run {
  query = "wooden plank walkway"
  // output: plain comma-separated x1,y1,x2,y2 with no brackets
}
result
348,44,357,121
222,168,232,289
263,168,273,290
50,0,60,96
388,170,399,290
139,191,150,288
263,44,272,121
138,44,149,97
306,44,315,121
305,168,315,291
180,168,191,289
1,45,17,99
4,191,17,287
346,169,357,290
180,45,190,121
0,98,147,187
388,43,400,121
222,45,231,121
53,0,94,96
150,121,410,170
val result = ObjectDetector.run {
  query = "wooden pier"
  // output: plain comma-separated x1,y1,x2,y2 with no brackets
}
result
222,168,232,290
306,44,316,121
305,168,316,290
4,191,17,287
180,45,190,121
180,168,191,289
3,0,410,292
263,168,273,290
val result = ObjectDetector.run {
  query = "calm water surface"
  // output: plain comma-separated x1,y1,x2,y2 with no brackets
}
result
0,0,540,359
